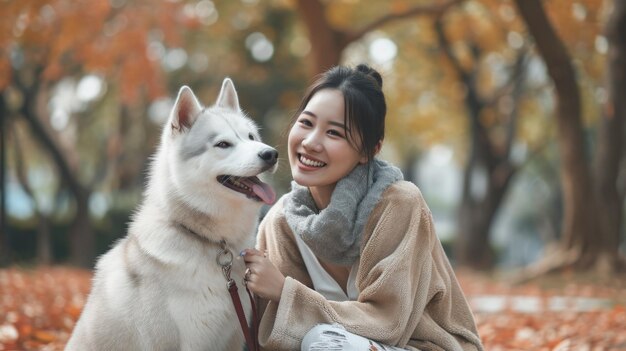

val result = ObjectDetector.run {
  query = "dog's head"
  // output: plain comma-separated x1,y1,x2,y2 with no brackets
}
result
161,79,277,210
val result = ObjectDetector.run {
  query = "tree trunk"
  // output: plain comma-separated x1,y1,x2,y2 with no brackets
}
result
401,148,421,184
18,77,96,268
0,97,9,266
592,0,626,270
9,115,55,266
515,0,607,272
434,18,520,269
69,189,95,267
36,215,53,265
295,0,345,75
457,160,515,269
455,111,516,269
456,90,497,269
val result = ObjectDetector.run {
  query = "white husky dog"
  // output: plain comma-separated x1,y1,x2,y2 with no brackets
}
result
66,79,277,351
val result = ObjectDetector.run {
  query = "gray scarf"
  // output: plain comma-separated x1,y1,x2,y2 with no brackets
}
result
283,159,404,266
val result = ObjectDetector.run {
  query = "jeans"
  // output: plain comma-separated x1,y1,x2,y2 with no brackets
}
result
301,324,408,351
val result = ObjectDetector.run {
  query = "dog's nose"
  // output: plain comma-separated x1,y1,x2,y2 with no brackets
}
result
258,148,278,165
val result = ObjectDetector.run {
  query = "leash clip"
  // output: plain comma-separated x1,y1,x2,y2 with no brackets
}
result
216,240,234,266
215,240,259,351
216,239,235,287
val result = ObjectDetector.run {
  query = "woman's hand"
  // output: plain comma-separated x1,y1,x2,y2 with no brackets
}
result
241,248,285,303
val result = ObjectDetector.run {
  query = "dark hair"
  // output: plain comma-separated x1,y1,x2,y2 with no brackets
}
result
291,64,386,162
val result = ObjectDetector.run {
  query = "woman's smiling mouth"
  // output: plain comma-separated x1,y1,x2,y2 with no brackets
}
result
298,154,327,168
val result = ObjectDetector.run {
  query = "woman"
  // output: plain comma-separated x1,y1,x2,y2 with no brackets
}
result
242,64,483,351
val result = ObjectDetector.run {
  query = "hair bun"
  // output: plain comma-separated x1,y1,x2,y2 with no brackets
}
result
356,64,383,88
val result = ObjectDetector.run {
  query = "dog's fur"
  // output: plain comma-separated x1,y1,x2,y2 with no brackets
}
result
66,79,277,351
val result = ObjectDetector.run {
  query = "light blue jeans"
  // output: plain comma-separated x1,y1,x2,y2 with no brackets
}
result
301,324,408,351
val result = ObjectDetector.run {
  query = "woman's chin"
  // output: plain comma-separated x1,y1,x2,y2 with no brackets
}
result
291,172,324,187
292,176,313,187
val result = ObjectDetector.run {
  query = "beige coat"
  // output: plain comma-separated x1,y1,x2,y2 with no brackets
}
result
256,181,484,351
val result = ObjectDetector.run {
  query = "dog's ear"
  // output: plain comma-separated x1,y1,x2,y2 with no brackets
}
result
215,78,240,112
170,86,202,133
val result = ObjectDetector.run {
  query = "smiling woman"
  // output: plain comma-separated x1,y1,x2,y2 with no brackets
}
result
288,89,368,209
241,64,484,351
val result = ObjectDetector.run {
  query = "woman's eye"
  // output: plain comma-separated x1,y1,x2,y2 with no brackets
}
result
299,119,313,127
328,130,343,137
215,141,231,148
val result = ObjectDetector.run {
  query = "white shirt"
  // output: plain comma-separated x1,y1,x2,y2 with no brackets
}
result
294,233,359,301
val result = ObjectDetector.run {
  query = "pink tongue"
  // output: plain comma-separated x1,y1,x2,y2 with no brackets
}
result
252,182,276,205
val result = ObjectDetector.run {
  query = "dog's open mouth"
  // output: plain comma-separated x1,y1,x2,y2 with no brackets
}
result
217,175,276,205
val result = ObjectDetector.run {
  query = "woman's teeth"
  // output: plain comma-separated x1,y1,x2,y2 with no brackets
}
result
299,155,326,167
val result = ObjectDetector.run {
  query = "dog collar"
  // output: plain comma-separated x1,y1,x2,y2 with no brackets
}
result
174,222,230,248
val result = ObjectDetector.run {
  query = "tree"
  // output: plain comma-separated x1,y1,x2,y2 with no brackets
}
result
289,0,538,269
433,11,530,268
0,0,188,266
0,0,320,265
7,118,54,264
0,96,9,267
294,0,461,76
514,0,625,275
595,0,626,270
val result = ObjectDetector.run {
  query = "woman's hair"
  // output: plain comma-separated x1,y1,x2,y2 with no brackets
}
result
291,64,386,162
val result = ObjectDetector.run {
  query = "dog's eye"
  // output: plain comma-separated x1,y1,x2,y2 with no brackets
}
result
248,133,255,140
215,141,231,148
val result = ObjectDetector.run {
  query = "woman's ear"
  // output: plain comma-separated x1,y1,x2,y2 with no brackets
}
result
359,140,383,164
373,140,383,155
359,154,368,164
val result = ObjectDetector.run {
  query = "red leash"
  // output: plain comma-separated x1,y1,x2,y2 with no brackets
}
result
246,284,260,350
217,241,260,351
227,282,259,351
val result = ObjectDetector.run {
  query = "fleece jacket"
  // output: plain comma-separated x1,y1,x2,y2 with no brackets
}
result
256,181,484,351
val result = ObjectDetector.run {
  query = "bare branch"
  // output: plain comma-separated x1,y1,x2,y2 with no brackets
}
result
433,17,470,86
344,0,464,44
501,50,528,159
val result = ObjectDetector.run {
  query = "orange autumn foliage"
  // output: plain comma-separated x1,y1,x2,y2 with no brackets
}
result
1,267,625,350
0,0,189,102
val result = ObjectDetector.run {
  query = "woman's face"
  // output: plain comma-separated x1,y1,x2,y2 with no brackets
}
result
288,89,366,206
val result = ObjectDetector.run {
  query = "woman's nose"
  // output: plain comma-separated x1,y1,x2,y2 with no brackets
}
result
302,132,322,152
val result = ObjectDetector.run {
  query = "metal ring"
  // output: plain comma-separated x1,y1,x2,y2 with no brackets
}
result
216,248,234,267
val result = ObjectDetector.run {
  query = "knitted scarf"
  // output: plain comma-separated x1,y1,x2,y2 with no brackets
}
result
283,159,404,266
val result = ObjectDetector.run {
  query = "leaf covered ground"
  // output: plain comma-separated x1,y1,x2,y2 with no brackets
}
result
1,267,625,350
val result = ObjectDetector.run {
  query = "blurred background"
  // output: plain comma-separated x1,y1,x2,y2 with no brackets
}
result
1,0,624,277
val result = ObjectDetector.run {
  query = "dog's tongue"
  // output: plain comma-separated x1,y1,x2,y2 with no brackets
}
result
246,177,276,205
252,182,276,205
